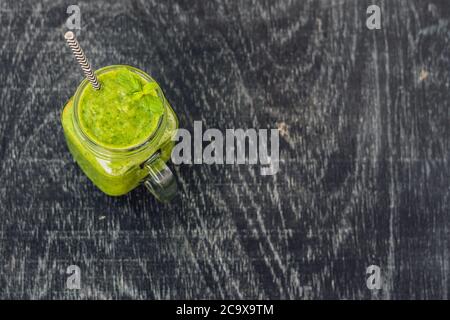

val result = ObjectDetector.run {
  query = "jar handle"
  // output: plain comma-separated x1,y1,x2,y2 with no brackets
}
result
142,152,177,202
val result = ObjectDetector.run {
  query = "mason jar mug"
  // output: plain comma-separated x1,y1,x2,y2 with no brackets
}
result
61,65,178,202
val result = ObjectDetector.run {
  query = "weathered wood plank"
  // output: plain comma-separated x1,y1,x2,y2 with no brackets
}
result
0,0,449,299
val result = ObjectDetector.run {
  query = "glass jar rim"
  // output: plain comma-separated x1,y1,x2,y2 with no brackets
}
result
72,65,167,156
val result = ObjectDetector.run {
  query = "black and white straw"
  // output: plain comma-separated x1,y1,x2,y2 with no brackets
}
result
64,31,101,90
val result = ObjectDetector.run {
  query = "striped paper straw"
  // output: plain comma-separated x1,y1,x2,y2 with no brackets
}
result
64,31,101,90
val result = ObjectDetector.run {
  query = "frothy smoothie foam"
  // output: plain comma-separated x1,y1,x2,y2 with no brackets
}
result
78,67,163,148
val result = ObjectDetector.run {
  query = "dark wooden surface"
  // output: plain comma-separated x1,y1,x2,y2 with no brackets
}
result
0,0,449,299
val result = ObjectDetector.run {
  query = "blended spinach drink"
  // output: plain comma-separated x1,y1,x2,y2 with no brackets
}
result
61,65,178,201
78,67,163,148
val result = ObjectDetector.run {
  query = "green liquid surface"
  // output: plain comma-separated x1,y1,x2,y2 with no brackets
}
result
78,67,164,148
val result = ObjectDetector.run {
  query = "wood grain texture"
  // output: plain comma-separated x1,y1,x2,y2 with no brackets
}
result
0,0,449,299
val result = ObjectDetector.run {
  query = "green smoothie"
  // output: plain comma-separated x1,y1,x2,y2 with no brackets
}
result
78,67,163,148
61,65,178,196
